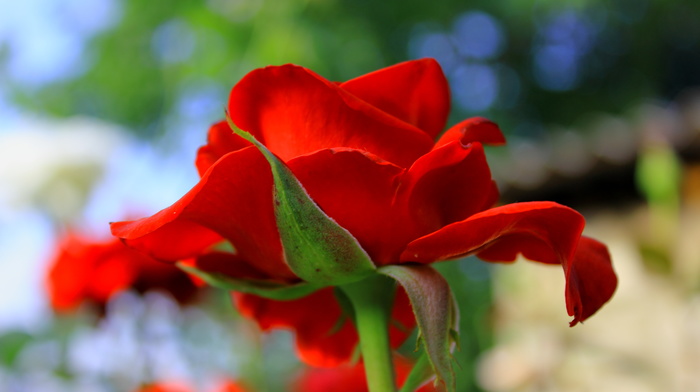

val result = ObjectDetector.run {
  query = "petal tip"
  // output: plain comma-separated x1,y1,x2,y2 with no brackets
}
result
565,236,617,326
435,117,506,149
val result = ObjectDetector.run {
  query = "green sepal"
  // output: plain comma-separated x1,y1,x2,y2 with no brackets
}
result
227,116,376,285
379,264,459,392
178,262,322,301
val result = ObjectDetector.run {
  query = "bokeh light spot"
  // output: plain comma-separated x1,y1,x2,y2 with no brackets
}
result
151,20,196,64
451,63,499,112
452,11,504,60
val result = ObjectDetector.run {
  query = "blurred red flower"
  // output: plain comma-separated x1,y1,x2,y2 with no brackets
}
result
135,383,191,392
135,380,247,392
292,356,438,392
112,59,617,366
46,233,200,312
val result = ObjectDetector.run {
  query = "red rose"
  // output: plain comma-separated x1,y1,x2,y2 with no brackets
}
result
46,233,200,312
111,59,616,367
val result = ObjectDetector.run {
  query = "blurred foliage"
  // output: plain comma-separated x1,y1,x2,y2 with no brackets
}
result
6,0,700,140
635,140,683,274
637,144,682,207
0,331,32,367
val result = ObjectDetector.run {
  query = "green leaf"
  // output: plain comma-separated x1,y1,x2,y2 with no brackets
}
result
379,264,458,392
227,117,377,285
178,262,322,300
0,331,32,367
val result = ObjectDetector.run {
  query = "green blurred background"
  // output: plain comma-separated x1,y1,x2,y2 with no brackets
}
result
1,0,699,391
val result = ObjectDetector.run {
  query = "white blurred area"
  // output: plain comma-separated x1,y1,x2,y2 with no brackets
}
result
0,290,258,392
478,209,700,392
478,169,700,391
0,0,125,333
0,116,121,331
0,113,202,331
0,2,254,389
0,113,258,391
0,117,125,220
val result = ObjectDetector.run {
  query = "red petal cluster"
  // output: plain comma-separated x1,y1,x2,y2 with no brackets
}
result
292,356,438,392
135,380,247,392
46,233,200,313
135,383,192,392
234,286,414,366
111,59,617,365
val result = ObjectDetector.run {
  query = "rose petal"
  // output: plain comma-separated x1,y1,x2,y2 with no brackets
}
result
288,145,498,265
112,219,223,261
401,202,616,324
433,117,505,149
47,235,199,312
228,64,433,167
183,252,277,282
195,121,251,176
47,237,135,311
128,255,200,305
135,383,192,392
566,236,617,326
340,59,450,139
235,289,359,367
401,202,584,265
235,286,416,367
287,148,414,264
214,381,249,392
240,134,376,286
399,141,498,233
291,354,438,392
291,362,368,392
111,147,296,282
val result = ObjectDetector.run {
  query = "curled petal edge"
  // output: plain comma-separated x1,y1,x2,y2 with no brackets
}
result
565,236,617,326
434,117,505,149
401,202,617,325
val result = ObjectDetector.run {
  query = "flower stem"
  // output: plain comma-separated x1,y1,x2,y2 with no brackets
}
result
341,275,397,392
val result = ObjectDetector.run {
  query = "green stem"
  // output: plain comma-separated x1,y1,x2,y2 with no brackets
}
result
341,275,397,392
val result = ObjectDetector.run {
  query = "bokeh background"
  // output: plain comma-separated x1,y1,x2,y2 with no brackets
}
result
1,0,700,391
